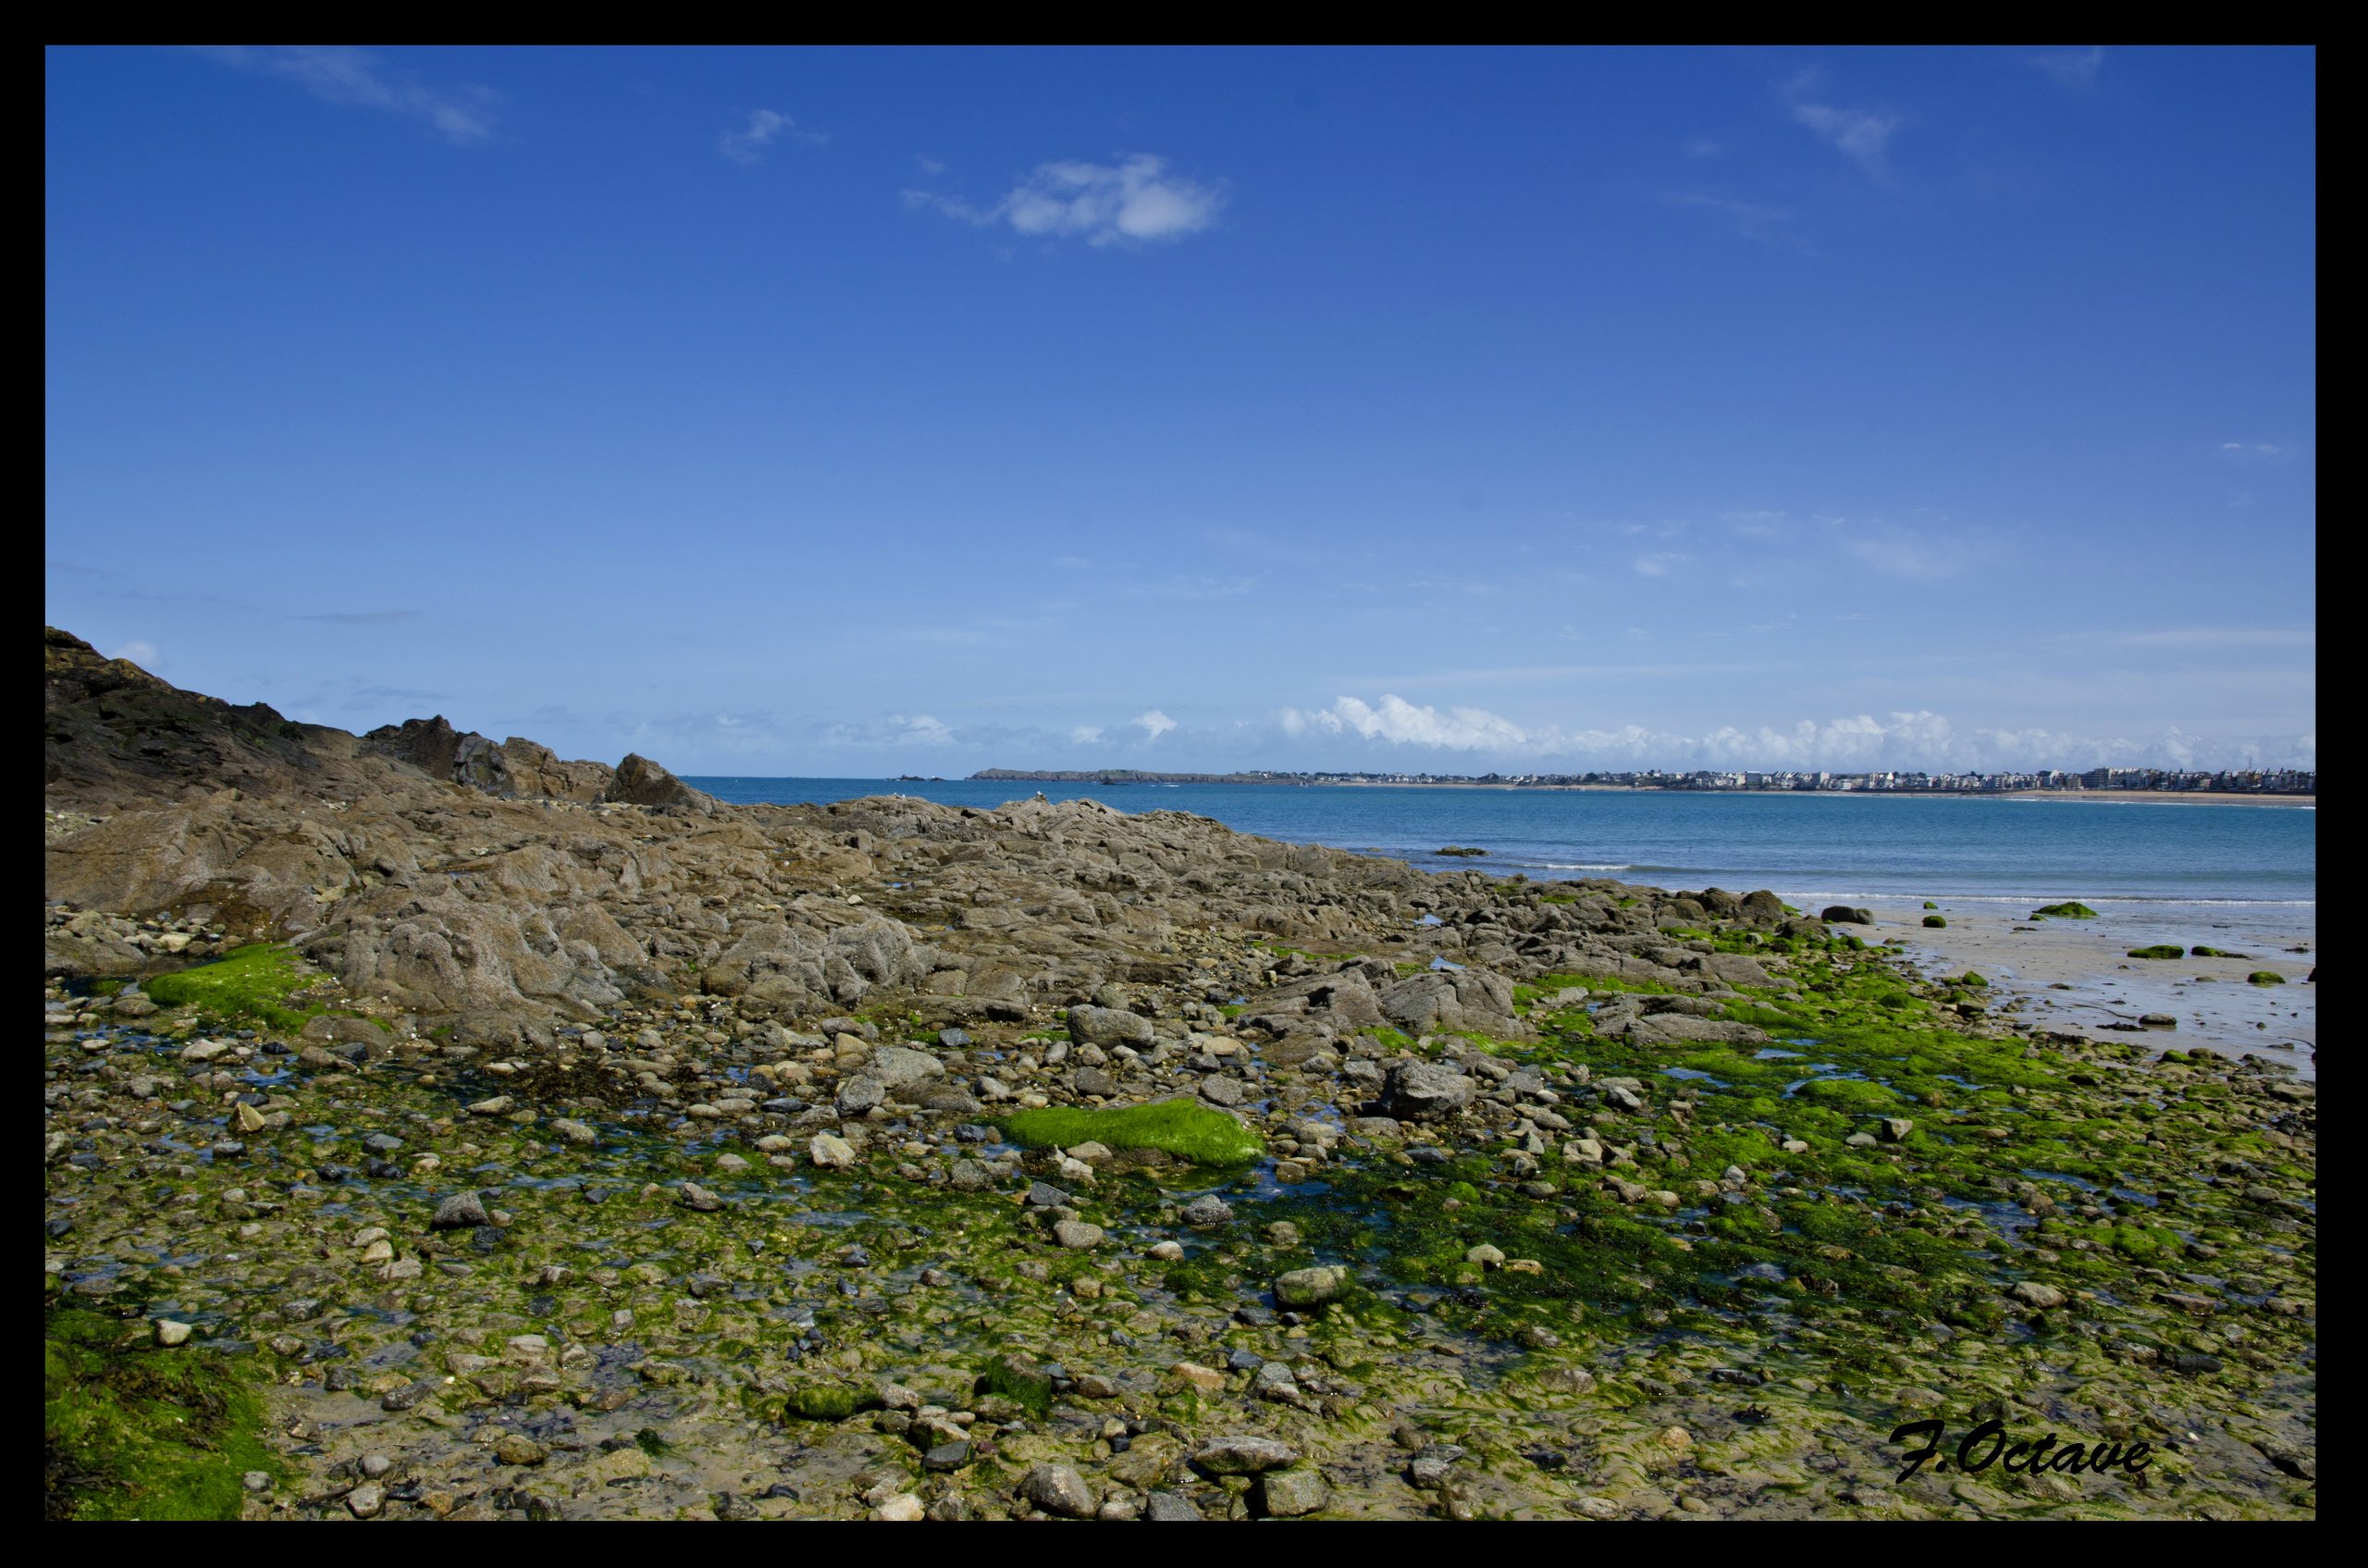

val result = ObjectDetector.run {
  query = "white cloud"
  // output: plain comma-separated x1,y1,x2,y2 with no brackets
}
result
1664,192,1808,251
1631,552,1687,577
1069,725,1104,745
719,109,828,165
916,154,946,175
1784,75,1898,181
1134,709,1178,742
892,713,954,747
906,154,1226,248
819,712,956,748
1280,695,1536,751
2029,47,2105,88
107,639,162,672
1274,695,2312,772
1840,524,1987,581
194,46,496,144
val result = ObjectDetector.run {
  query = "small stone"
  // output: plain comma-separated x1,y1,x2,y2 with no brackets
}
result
1879,1117,1914,1142
1144,1490,1202,1522
1194,1434,1301,1475
2010,1280,2067,1310
1256,1468,1330,1517
678,1180,723,1211
1021,1463,1097,1518
1148,1240,1185,1261
1053,1219,1105,1250
429,1191,488,1230
1171,1362,1227,1391
1273,1265,1347,1308
154,1319,192,1347
808,1133,857,1169
550,1118,598,1145
874,1492,926,1521
1181,1194,1234,1228
495,1432,549,1465
347,1483,385,1518
1465,1243,1506,1268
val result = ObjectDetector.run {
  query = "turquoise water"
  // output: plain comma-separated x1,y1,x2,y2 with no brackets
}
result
686,777,2314,911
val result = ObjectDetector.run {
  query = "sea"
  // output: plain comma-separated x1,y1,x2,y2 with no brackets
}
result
684,777,2314,929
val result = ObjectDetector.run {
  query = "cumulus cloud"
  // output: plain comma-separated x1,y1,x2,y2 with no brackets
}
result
1280,695,1536,751
194,46,497,144
1273,695,2311,772
719,108,828,165
1134,709,1178,742
905,154,1226,247
1631,551,1688,577
1069,725,1104,745
106,639,163,672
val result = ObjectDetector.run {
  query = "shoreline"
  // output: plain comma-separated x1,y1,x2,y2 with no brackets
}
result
945,777,2317,807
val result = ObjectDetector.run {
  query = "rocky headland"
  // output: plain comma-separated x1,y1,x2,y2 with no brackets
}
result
43,628,2315,1521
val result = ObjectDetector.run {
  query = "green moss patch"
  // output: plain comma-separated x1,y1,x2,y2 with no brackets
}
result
2032,902,2100,919
1922,915,1947,928
2247,970,2288,986
2127,945,2185,960
1000,1100,1263,1165
142,945,320,1032
44,1307,282,1520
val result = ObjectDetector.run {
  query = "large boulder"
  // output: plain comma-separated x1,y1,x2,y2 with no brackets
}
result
1067,1006,1155,1049
1377,967,1520,1036
602,753,716,811
1382,1060,1474,1121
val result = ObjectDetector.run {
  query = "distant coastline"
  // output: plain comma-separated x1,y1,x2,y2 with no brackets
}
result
968,767,2315,804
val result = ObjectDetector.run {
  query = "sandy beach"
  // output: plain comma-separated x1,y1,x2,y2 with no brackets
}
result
1835,896,2317,1076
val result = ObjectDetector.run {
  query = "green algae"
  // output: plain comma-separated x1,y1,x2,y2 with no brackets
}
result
2248,970,2288,985
2032,902,2100,919
141,944,321,1032
1922,915,1947,928
978,1355,1053,1415
2128,945,2185,960
999,1100,1264,1165
43,1306,282,1520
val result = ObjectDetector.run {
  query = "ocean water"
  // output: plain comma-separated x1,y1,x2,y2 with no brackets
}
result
685,777,2315,915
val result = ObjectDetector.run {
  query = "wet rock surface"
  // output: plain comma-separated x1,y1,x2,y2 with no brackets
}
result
42,630,2316,1521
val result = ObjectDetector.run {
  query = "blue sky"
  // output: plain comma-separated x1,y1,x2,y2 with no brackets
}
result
45,46,2315,775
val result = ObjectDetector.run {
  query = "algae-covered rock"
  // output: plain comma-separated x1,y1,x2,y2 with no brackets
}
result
2031,902,2100,919
1274,1265,1348,1308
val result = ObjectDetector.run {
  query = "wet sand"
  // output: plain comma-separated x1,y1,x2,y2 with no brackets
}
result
1827,896,2317,1077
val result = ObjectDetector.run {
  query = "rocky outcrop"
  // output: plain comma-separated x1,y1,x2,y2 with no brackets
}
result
602,754,715,811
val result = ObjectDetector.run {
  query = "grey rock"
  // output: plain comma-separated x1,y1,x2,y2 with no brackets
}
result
1198,1075,1247,1107
429,1191,489,1230
869,1045,944,1091
1143,1490,1202,1522
1067,1006,1155,1050
1256,1468,1330,1517
1273,1265,1348,1308
1383,1060,1473,1121
1195,1434,1301,1475
1021,1463,1098,1518
1181,1194,1234,1228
